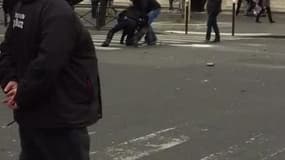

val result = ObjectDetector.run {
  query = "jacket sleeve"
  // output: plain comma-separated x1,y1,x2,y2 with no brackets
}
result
0,22,17,89
15,3,78,107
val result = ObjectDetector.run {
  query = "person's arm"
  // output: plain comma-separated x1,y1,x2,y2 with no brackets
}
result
14,2,78,107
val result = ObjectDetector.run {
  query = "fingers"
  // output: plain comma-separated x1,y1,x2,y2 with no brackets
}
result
5,88,17,97
4,81,17,93
2,97,18,110
2,81,18,110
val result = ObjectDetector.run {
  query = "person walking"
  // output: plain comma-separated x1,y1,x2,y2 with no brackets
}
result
255,0,275,23
0,0,102,160
205,0,222,43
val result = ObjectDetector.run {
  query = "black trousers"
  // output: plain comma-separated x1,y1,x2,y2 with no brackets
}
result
206,12,220,41
104,18,137,45
19,127,90,160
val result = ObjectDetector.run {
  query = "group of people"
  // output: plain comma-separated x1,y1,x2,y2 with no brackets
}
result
236,0,275,23
101,0,161,47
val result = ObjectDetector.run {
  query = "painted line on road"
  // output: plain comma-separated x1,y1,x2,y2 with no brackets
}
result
91,127,190,160
243,63,285,70
261,147,285,160
95,46,121,51
165,31,274,37
200,133,266,160
169,44,214,48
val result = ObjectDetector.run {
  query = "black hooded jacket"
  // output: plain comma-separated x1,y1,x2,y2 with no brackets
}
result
0,0,102,128
207,0,222,14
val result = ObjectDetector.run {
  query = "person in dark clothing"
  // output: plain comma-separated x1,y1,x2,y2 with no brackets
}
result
236,0,255,16
132,0,161,46
255,0,275,23
101,6,148,47
205,0,222,43
0,0,102,160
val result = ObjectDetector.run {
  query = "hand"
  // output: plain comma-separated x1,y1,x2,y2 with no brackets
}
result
2,81,18,110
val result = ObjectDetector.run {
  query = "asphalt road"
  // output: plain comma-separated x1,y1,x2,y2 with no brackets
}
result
1,13,285,160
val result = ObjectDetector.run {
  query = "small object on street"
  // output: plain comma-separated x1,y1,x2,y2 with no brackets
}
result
206,62,215,67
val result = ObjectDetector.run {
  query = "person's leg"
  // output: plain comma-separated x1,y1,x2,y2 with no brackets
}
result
102,20,128,46
120,29,127,44
212,13,220,42
206,13,214,41
124,19,137,46
236,0,243,16
246,0,255,15
266,6,275,23
28,127,90,160
256,7,264,23
19,127,46,160
145,9,161,45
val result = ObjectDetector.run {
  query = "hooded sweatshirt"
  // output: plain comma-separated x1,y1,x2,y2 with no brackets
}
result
0,0,102,128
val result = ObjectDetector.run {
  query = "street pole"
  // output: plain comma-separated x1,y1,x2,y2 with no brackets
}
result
232,0,236,36
184,0,191,34
96,0,108,29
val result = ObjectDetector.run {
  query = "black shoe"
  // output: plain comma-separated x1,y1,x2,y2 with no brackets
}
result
212,39,220,43
101,42,109,47
120,40,124,44
270,20,275,23
205,39,210,43
147,41,156,46
256,20,262,23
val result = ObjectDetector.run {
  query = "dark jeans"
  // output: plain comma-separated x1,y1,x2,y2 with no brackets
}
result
206,12,220,41
19,127,90,160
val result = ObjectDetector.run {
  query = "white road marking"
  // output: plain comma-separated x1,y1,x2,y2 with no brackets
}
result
200,133,265,160
243,63,285,69
88,131,96,135
165,31,275,37
91,127,190,160
262,148,285,160
169,44,213,48
95,46,121,51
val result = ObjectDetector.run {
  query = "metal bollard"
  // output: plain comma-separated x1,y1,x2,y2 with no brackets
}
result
232,0,236,36
184,0,191,34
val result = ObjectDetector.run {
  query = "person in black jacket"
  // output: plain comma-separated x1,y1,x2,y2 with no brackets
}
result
0,0,102,159
132,0,161,46
205,0,222,43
